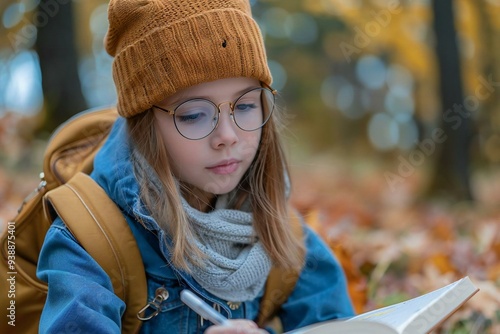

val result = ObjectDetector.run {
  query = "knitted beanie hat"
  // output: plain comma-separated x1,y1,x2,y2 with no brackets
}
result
104,0,273,118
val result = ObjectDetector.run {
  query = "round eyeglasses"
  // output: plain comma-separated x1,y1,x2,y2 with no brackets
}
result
153,86,277,140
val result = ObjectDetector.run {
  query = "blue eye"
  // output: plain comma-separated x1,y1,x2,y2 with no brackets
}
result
177,113,203,123
175,103,213,124
235,103,257,111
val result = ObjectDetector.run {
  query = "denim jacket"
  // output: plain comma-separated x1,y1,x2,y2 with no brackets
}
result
37,117,354,333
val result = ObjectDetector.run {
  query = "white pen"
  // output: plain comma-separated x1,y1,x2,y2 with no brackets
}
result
180,289,229,326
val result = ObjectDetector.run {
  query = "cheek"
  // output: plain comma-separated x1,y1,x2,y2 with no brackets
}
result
163,139,203,177
239,130,262,159
156,123,197,175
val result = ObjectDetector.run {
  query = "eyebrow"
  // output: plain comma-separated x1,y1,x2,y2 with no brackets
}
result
168,85,262,107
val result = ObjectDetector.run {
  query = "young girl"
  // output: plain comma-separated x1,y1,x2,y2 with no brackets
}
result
37,0,355,333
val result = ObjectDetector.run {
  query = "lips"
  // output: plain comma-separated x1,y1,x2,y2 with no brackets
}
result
206,159,241,175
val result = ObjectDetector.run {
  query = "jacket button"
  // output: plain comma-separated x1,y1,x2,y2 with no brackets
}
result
227,301,241,310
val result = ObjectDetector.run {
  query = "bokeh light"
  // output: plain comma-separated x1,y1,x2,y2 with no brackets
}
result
79,4,116,108
2,3,25,28
368,112,399,150
385,86,415,123
2,50,43,116
284,13,318,45
321,75,365,119
355,55,387,90
268,60,287,91
262,7,289,39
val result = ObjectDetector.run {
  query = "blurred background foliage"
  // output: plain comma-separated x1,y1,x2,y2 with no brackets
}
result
0,1,500,332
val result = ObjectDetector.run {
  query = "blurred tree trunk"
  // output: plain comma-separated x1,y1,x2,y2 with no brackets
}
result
35,0,87,134
427,0,473,201
473,1,500,164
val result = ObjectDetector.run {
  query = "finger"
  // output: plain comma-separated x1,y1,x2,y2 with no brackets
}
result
205,319,268,334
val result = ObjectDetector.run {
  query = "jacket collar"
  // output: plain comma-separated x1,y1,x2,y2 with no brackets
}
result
91,117,160,233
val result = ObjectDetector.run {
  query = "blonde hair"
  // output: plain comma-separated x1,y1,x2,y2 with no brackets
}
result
127,106,304,271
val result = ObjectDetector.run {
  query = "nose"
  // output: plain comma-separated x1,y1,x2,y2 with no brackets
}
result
210,102,238,148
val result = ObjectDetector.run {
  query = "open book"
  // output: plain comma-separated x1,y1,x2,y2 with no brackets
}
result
287,276,479,334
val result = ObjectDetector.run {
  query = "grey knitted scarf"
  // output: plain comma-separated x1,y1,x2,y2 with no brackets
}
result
181,195,272,302
131,149,272,302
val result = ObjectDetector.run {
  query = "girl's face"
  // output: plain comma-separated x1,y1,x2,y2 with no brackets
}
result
153,77,263,195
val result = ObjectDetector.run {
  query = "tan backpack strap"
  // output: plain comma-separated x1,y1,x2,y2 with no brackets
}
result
43,172,146,334
256,209,305,328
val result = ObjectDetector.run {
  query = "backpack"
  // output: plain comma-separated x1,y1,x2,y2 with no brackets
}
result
0,106,302,333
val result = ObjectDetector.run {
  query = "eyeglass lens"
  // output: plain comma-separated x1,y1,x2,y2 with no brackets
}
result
173,88,275,140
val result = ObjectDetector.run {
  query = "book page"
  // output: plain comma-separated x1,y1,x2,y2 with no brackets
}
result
286,277,477,334
285,319,398,334
403,277,478,333
348,277,476,332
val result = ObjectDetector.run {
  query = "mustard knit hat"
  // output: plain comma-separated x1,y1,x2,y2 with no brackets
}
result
104,0,273,118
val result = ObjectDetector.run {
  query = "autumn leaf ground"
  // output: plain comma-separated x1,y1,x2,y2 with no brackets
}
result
289,152,500,333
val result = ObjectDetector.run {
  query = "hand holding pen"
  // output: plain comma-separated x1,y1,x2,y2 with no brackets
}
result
180,289,268,334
